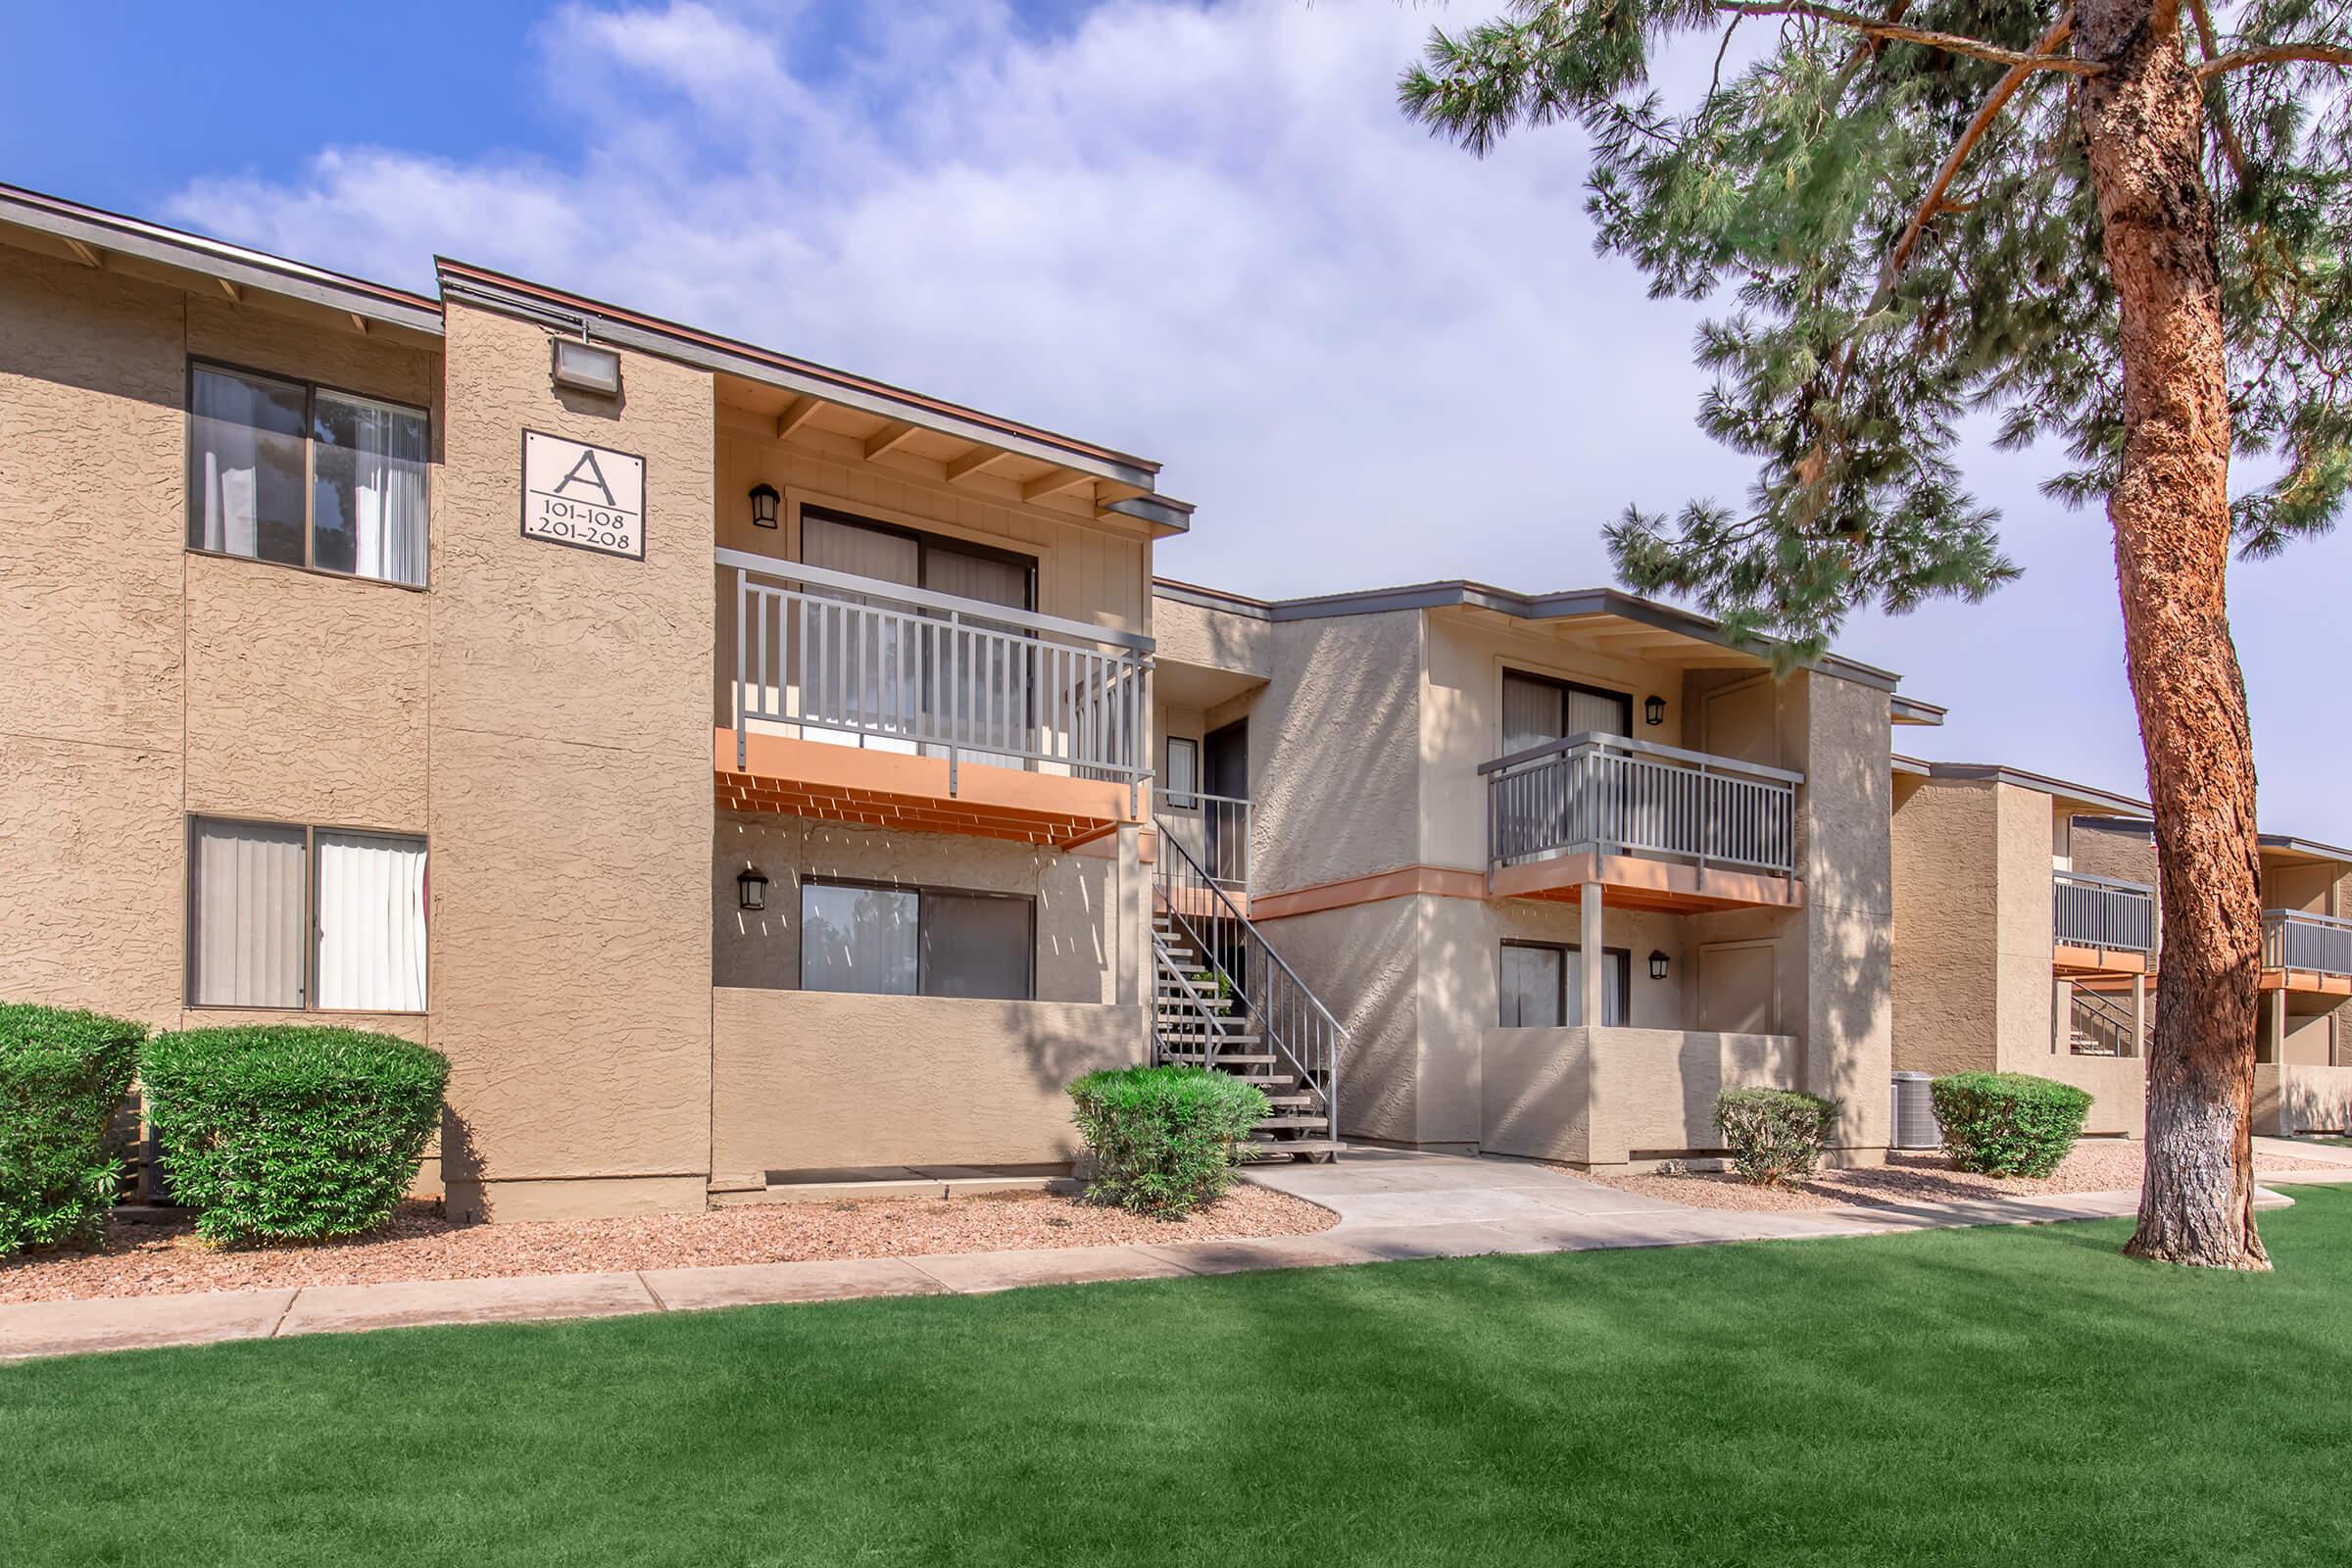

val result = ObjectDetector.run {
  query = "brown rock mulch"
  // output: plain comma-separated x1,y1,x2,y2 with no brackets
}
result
0,1184,1336,1303
1582,1144,2344,1213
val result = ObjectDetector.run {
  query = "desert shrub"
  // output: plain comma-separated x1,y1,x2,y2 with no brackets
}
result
1931,1072,2092,1178
142,1025,449,1243
0,1003,147,1254
1067,1064,1268,1218
1714,1087,1839,1187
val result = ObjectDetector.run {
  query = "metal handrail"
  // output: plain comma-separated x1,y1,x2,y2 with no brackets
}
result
724,555,1152,798
2068,986,2139,1056
2262,908,2352,977
1152,934,1244,1072
1154,791,1251,891
1484,732,1800,877
1152,813,1344,1132
2052,870,2156,954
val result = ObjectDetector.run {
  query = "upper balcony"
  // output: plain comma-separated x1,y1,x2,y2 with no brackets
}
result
715,549,1152,849
2052,869,2156,974
1480,732,1803,911
2262,909,2352,997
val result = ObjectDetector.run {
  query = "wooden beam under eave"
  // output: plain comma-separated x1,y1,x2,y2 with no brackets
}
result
1022,466,1094,504
775,395,824,441
946,446,1015,485
349,313,369,334
62,237,102,269
218,277,242,302
863,418,921,461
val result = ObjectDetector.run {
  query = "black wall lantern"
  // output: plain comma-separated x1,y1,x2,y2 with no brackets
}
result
1644,695,1666,727
737,866,769,911
1647,950,1670,981
749,482,781,529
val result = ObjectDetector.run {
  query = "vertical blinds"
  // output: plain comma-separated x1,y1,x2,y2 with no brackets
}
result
190,820,308,1007
1501,672,1633,755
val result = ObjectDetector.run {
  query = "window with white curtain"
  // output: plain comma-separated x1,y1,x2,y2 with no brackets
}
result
188,365,429,586
187,817,427,1012
800,879,1033,1000
1165,736,1200,809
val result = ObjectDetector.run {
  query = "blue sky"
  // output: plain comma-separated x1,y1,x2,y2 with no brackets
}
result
16,1,2349,838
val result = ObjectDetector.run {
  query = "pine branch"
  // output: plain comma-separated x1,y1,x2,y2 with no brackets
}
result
1886,14,2077,285
2187,0,2250,183
2195,43,2352,78
1717,3,2104,74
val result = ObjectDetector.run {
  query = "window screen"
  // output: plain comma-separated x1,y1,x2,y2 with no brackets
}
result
801,883,919,996
188,818,309,1007
920,891,1033,1000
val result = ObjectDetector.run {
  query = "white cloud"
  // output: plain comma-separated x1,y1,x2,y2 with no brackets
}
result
163,0,2352,836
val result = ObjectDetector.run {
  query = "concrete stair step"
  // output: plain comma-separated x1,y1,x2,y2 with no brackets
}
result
1161,1051,1277,1065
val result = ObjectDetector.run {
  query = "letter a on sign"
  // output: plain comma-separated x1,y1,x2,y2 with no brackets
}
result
522,430,647,560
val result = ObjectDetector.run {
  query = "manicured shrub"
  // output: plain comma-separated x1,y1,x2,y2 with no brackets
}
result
1932,1072,2092,1178
142,1025,449,1243
1714,1087,1840,1187
1067,1064,1269,1218
0,1003,147,1254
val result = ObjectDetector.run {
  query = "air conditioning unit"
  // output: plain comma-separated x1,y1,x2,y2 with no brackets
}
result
1890,1071,1940,1150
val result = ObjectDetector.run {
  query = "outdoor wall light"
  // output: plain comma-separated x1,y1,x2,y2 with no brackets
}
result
551,336,622,397
749,482,781,529
737,866,769,911
1644,695,1666,727
1648,950,1670,981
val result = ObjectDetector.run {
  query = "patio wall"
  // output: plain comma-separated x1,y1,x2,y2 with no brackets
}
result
1480,1025,1801,1167
2256,1062,2352,1136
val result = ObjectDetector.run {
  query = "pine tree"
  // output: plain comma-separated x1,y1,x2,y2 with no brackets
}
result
1403,0,2352,1268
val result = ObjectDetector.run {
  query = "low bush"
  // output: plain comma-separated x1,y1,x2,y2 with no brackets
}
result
1067,1065,1268,1218
142,1025,449,1243
0,1003,147,1254
1714,1087,1840,1187
1932,1072,2092,1178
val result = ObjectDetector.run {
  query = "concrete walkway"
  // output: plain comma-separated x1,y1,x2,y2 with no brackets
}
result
4,1151,2341,1363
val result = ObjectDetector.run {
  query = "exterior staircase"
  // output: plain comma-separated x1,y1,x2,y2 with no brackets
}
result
1151,816,1345,1161
2068,983,2145,1057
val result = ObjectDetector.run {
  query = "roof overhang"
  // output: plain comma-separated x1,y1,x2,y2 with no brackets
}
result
1890,695,1947,727
1152,576,1903,692
438,260,1186,531
1898,760,2152,818
0,181,443,341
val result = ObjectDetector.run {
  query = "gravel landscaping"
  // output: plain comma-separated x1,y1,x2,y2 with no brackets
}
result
0,1185,1335,1303
1583,1143,2343,1212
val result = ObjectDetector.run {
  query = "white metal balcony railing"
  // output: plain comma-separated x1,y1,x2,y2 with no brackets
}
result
2052,869,2157,955
1479,731,1801,878
2263,908,2352,977
1154,791,1250,892
719,549,1152,796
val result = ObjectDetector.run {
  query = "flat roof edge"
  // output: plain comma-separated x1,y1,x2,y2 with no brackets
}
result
0,181,443,336
1910,762,2153,818
437,261,1161,491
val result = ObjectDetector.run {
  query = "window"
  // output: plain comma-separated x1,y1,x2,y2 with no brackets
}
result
1500,671,1633,755
1164,736,1200,809
187,817,427,1011
800,878,1033,1000
189,364,429,586
1498,941,1630,1027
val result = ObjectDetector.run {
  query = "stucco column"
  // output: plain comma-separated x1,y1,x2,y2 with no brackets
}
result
1116,820,1144,1012
2131,973,2147,1058
2268,986,2286,1065
1580,882,1605,1027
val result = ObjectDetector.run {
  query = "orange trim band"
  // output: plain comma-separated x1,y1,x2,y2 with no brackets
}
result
1249,865,1488,921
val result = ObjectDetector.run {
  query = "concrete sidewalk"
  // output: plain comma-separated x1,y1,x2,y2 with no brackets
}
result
3,1151,2338,1363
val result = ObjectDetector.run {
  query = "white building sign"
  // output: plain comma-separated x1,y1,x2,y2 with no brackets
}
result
521,430,646,560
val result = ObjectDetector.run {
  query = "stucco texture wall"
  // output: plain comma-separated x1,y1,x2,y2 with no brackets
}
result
430,303,717,1219
1482,1026,1802,1166
1797,672,1894,1154
710,987,1141,1178
1890,776,2002,1078
1255,896,1426,1146
1152,593,1271,680
712,810,1120,1003
1250,612,1423,894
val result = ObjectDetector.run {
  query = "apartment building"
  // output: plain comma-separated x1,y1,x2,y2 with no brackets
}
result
1150,579,1942,1168
1890,763,2352,1137
0,183,1202,1220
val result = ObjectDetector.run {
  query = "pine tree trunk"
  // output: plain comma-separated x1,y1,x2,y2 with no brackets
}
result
2076,0,2268,1268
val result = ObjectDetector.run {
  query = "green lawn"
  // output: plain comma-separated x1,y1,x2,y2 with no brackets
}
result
9,1191,2352,1568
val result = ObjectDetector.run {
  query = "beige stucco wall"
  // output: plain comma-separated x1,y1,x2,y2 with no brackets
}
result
1795,671,1893,1155
1152,592,1271,680
1482,1025,1802,1166
1250,611,1424,893
711,810,1121,1003
2033,1051,2145,1138
430,302,717,1221
1891,776,2002,1077
2256,1062,2352,1135
710,986,1141,1179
